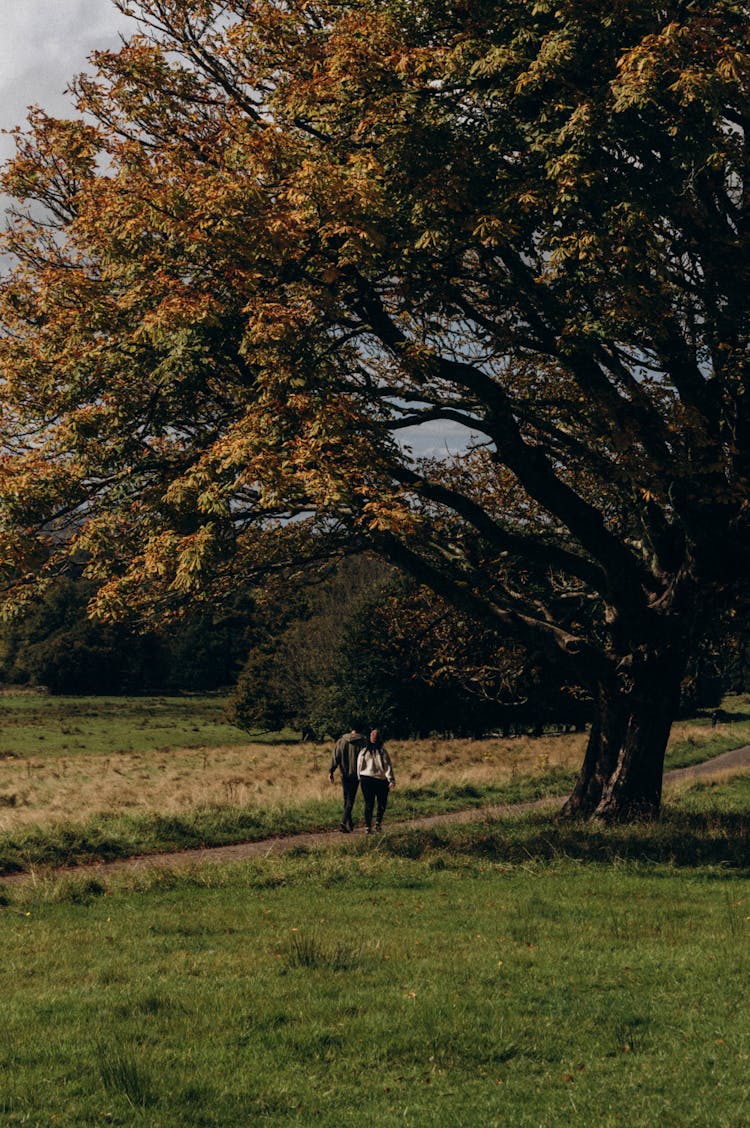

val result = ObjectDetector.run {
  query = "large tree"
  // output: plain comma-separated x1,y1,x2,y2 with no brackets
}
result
1,0,748,818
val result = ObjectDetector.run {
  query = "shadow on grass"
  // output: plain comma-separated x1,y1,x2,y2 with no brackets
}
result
380,807,750,872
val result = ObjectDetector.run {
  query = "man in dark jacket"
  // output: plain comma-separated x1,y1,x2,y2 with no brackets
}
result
329,723,368,832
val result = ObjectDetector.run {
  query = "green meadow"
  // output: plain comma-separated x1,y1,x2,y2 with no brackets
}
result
0,694,290,759
2,694,750,1124
3,777,750,1126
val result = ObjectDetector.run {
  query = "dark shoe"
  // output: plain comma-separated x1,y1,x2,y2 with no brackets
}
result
365,826,372,835
339,824,351,833
374,823,382,832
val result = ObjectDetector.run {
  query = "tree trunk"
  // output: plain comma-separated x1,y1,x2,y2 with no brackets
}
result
560,648,686,822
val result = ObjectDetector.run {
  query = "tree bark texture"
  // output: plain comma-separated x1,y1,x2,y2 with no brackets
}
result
560,647,686,821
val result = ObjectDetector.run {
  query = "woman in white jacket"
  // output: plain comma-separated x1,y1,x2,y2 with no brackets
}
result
357,728,395,834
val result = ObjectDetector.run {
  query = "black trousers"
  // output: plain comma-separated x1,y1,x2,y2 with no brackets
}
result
340,773,359,829
360,776,389,828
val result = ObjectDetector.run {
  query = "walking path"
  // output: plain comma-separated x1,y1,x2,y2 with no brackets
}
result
4,744,750,885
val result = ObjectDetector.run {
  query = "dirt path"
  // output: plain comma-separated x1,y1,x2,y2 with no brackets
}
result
663,744,750,782
4,744,750,885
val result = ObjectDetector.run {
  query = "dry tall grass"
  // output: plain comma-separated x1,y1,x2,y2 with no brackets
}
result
0,731,589,831
0,709,741,832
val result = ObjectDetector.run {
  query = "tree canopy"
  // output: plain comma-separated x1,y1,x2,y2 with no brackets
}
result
1,0,749,817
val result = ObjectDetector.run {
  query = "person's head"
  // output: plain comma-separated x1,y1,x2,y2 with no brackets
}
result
352,720,366,735
370,728,380,746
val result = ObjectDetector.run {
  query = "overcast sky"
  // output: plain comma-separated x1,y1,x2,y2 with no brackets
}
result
0,1,473,458
0,2,473,458
0,1,134,163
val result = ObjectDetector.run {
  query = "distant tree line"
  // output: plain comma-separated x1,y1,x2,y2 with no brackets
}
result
0,555,736,739
0,573,255,696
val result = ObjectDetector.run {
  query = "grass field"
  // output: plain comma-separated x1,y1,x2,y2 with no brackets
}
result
3,772,750,1126
0,693,748,873
3,695,750,1123
0,692,295,758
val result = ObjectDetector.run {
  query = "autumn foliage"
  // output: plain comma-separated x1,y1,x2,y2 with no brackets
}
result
1,1,749,817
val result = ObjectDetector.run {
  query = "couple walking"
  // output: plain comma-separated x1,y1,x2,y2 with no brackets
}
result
328,724,395,834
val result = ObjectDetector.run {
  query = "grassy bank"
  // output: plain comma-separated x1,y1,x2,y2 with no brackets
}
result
3,775,750,1125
